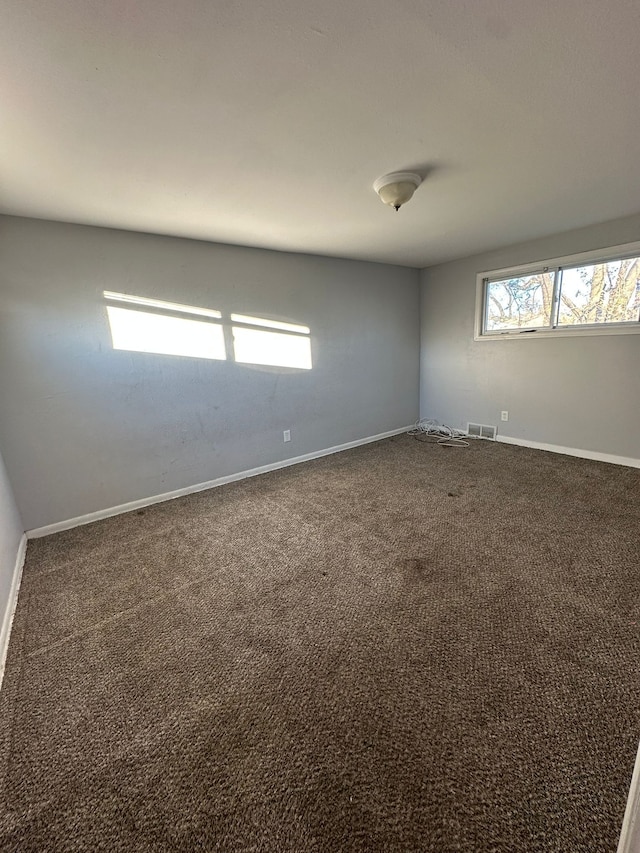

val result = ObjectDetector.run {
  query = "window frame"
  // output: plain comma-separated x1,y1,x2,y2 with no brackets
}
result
474,240,640,340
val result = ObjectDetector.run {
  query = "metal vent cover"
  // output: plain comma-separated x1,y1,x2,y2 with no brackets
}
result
467,422,497,440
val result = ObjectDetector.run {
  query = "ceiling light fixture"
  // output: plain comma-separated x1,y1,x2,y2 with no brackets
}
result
373,172,422,211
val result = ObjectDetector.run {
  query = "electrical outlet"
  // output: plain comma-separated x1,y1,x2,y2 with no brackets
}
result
283,429,291,442
501,411,509,422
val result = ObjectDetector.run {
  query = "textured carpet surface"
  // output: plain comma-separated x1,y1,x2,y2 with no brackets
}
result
0,435,638,852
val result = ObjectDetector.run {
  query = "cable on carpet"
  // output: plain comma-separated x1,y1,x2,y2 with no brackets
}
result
407,418,478,448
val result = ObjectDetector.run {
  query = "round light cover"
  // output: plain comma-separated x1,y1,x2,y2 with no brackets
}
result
373,172,422,210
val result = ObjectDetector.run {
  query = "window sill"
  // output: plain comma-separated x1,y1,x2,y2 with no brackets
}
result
475,324,640,341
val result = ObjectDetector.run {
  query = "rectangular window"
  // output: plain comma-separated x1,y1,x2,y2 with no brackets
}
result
484,270,556,332
476,242,640,339
557,259,640,327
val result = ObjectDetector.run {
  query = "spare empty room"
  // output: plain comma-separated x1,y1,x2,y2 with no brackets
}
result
1,2,639,851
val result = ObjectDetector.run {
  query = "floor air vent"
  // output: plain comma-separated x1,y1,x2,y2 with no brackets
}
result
467,423,497,440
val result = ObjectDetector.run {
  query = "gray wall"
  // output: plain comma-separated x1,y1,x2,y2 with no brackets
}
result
0,216,419,530
420,213,640,459
0,449,23,632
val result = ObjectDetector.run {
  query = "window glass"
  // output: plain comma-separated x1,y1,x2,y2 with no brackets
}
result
557,258,640,326
485,271,555,332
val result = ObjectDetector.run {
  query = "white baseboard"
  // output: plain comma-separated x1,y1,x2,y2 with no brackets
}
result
497,435,640,469
27,425,413,539
618,741,640,853
0,533,27,690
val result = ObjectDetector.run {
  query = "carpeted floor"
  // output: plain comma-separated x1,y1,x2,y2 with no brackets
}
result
0,434,638,851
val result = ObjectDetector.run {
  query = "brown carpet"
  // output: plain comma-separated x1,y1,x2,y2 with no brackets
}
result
0,435,638,852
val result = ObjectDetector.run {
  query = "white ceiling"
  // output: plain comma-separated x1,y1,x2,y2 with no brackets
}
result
2,0,639,267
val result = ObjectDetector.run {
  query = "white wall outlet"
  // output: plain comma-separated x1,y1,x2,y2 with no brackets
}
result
283,429,291,442
501,411,509,421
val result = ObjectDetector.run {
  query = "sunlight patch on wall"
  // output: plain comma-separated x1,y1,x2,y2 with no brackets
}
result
106,307,226,360
105,292,225,360
104,291,222,319
104,293,312,369
231,314,312,370
230,314,310,335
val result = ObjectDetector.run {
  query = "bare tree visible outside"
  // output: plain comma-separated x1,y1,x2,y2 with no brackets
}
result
486,271,555,331
485,257,640,332
558,258,640,325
